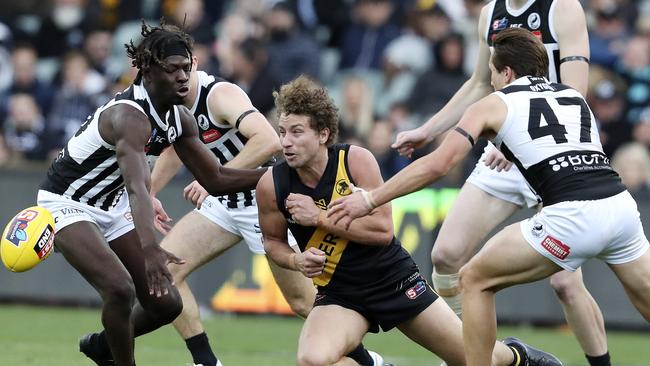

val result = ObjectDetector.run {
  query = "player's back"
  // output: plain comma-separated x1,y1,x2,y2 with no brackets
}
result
493,76,625,206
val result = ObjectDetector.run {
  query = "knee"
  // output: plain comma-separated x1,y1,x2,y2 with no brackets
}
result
142,288,183,324
549,273,585,304
287,297,314,319
101,279,136,309
458,264,483,293
431,242,465,274
296,349,335,366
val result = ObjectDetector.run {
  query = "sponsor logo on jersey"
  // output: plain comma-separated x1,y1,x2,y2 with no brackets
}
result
314,198,327,210
527,12,541,29
335,180,352,196
493,17,508,30
405,280,427,300
541,235,570,260
33,224,54,259
202,129,222,143
167,127,177,142
531,220,545,237
197,114,210,130
253,223,261,234
5,209,38,246
548,153,611,172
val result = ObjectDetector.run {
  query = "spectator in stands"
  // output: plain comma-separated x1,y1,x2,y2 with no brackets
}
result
230,37,282,116
264,1,321,84
407,33,467,120
48,51,106,150
170,0,214,45
588,1,631,69
83,28,113,78
33,0,94,58
214,13,255,78
367,119,409,180
286,0,352,47
337,75,375,143
616,35,650,125
611,142,650,199
2,43,55,118
0,21,11,93
587,67,631,156
1,93,50,163
339,0,401,71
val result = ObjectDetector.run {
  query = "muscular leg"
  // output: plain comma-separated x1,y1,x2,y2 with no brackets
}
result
396,298,514,366
268,253,316,318
608,248,650,321
160,211,241,338
459,223,562,366
56,222,136,366
431,183,519,315
297,305,369,366
549,269,608,357
110,230,183,337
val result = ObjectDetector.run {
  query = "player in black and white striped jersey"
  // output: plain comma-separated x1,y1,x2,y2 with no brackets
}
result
147,64,387,366
37,21,265,366
328,28,650,366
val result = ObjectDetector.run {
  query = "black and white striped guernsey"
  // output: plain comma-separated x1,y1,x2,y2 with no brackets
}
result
486,0,561,83
189,71,254,208
40,81,183,211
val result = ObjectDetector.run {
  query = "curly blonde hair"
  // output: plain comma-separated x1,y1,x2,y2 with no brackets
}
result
273,75,339,146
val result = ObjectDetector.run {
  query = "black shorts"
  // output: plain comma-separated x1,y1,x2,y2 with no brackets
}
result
314,271,439,333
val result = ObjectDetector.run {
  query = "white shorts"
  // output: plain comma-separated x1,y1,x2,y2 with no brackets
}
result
466,144,539,208
197,195,298,254
520,191,649,271
37,190,134,242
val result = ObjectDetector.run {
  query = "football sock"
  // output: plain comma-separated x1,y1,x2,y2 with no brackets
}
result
586,352,611,366
347,343,374,365
508,345,526,366
432,270,462,316
186,332,219,366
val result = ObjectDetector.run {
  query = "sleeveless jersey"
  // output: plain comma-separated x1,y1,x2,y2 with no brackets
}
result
272,144,415,292
189,71,254,208
493,76,625,205
40,81,183,211
486,0,561,82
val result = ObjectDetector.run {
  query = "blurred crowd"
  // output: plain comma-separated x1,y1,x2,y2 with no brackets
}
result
0,0,648,196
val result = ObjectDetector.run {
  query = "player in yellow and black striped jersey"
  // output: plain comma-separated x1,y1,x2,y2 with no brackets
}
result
256,75,562,366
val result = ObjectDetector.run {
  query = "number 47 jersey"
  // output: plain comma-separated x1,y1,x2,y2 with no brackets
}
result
493,76,626,206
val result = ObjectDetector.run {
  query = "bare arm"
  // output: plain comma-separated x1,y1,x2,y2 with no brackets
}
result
257,169,326,277
330,96,507,226
286,146,393,245
149,146,183,196
210,82,281,169
173,106,265,196
393,5,494,155
102,105,183,296
554,0,590,96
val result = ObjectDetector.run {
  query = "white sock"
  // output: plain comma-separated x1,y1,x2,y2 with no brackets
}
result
432,270,463,317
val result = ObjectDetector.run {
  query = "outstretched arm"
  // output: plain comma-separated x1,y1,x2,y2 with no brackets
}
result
392,5,494,157
285,146,394,245
173,106,265,196
330,95,506,227
554,0,590,96
102,105,184,297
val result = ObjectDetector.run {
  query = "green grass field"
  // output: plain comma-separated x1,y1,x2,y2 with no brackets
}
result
0,304,647,365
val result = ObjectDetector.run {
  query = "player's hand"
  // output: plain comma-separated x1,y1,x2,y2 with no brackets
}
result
484,148,513,172
151,195,172,235
144,245,185,297
285,193,322,226
327,190,373,230
183,180,210,208
392,127,430,158
295,247,326,278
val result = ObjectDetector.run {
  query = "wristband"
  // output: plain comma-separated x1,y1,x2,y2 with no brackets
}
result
361,190,377,210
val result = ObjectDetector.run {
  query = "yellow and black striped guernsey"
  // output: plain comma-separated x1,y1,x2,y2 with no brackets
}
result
273,144,416,292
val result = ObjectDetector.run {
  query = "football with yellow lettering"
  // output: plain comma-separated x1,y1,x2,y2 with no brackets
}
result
1,206,55,272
